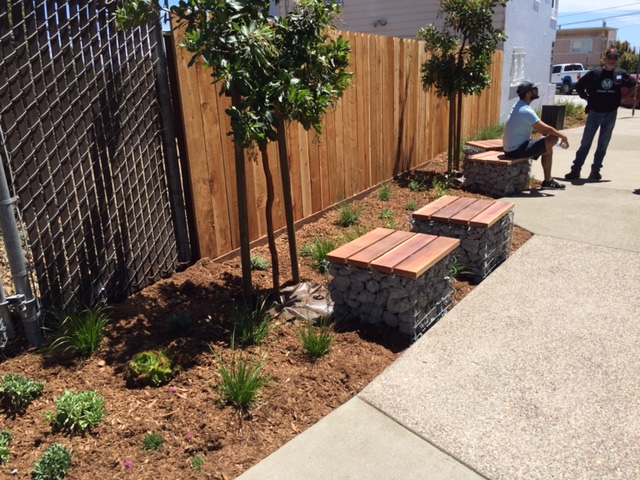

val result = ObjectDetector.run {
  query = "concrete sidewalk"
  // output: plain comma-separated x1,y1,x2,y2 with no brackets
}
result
238,107,640,480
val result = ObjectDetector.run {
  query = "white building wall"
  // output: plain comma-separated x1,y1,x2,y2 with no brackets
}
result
501,0,558,122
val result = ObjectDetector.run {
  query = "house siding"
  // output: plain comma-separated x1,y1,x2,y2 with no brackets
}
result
553,28,618,67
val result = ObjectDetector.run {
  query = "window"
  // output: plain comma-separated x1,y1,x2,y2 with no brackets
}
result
510,48,525,87
552,65,561,74
570,39,593,54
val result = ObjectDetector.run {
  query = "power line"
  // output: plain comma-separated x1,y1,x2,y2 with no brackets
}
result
559,11,640,27
561,2,640,18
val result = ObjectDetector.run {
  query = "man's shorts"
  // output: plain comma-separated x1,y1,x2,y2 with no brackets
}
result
504,138,546,160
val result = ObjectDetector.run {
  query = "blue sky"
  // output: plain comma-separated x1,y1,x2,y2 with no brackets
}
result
557,1,640,52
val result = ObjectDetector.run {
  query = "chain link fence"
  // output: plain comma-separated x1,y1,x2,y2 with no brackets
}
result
0,0,185,339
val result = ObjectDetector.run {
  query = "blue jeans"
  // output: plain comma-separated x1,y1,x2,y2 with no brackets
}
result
570,110,617,173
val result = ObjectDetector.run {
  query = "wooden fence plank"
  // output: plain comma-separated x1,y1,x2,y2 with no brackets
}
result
369,35,384,186
355,33,371,190
344,32,359,197
382,36,395,181
297,122,312,218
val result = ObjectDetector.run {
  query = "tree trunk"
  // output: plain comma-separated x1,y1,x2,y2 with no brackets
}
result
230,90,254,301
259,143,280,297
276,114,300,284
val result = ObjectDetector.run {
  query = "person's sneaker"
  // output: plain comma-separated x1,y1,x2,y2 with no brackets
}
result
541,179,566,189
564,171,580,179
588,171,602,181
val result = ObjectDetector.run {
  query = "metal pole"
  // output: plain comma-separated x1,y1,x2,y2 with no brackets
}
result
153,17,192,264
633,60,639,117
0,127,43,346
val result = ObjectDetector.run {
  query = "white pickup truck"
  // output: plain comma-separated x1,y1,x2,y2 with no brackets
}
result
552,63,590,94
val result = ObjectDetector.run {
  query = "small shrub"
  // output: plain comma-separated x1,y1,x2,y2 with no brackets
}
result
450,260,473,279
166,310,193,336
0,374,45,411
48,305,110,356
405,200,418,211
0,430,12,466
298,317,335,358
191,455,206,473
32,444,72,480
432,176,452,198
378,209,394,220
556,99,585,119
250,256,271,271
342,226,369,243
231,298,274,346
46,390,106,433
143,432,164,451
215,349,269,411
300,237,340,273
336,204,361,227
468,122,505,141
127,350,178,387
378,182,392,201
408,179,425,192
383,219,398,230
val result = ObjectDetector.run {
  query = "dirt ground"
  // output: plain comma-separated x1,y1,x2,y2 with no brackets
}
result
0,153,533,479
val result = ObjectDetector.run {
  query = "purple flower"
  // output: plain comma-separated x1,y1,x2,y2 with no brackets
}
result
169,386,176,393
186,434,193,441
124,460,133,469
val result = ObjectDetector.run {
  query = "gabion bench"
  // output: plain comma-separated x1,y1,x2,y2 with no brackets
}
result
326,227,459,340
412,195,514,282
465,138,504,151
463,150,531,198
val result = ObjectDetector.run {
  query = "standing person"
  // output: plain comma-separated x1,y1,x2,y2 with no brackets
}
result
565,48,637,181
503,81,570,189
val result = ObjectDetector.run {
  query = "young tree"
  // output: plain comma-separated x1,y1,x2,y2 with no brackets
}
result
418,0,507,173
116,0,351,298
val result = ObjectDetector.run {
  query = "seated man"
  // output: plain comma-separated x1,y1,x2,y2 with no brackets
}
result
503,81,569,189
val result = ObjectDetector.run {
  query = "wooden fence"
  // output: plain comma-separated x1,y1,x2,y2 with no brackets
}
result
170,30,503,259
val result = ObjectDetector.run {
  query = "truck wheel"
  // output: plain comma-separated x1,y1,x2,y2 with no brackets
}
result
561,82,572,95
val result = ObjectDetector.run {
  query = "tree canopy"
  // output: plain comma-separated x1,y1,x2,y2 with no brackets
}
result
116,0,352,298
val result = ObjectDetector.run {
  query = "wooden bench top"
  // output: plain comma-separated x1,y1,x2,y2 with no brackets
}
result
412,195,514,228
465,139,504,151
325,227,459,279
466,150,530,165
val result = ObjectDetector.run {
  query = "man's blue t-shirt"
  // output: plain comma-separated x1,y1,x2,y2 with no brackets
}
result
503,100,540,152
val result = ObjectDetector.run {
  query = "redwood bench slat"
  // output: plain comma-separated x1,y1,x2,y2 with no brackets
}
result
369,233,438,274
449,198,494,225
348,230,415,269
393,236,460,279
430,197,478,223
469,201,515,228
412,195,459,221
325,228,394,265
466,150,530,165
465,139,504,151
